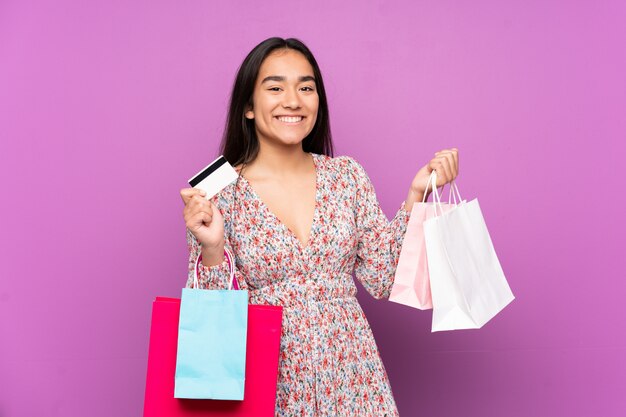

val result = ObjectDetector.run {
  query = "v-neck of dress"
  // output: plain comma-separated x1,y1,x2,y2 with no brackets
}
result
239,153,320,252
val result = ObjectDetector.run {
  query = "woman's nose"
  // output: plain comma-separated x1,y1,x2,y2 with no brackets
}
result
282,88,301,109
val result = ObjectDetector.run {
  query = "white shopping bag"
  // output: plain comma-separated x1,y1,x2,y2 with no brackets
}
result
423,172,515,332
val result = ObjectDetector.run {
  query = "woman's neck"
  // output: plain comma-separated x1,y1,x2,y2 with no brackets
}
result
245,141,312,179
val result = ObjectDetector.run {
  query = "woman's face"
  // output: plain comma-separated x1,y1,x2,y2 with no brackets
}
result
246,49,319,149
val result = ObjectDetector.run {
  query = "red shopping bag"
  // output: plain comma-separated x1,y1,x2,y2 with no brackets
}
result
143,297,283,416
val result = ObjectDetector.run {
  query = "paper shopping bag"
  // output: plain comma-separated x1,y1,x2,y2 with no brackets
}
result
175,287,248,399
423,173,515,332
390,201,454,310
143,297,283,416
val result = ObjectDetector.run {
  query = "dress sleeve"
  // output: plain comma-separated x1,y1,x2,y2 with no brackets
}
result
348,157,410,299
184,192,248,290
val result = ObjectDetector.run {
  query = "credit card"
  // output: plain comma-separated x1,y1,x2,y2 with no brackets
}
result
188,156,238,200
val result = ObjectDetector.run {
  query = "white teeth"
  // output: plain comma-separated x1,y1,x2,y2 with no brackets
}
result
277,116,303,123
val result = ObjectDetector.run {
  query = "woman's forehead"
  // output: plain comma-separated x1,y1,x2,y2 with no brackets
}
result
257,49,314,81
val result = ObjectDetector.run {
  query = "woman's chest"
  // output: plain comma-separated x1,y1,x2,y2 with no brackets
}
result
228,175,358,288
249,176,317,249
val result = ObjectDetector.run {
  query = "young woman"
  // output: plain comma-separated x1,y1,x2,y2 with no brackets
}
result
180,37,459,417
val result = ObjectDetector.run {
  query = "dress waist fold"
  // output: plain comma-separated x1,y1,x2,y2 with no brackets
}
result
248,272,357,306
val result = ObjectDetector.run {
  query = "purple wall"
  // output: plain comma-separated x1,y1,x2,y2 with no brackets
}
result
1,1,624,416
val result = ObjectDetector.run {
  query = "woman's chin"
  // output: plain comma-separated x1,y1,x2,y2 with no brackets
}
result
263,135,309,148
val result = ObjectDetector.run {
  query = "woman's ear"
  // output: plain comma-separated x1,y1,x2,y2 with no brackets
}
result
245,106,254,119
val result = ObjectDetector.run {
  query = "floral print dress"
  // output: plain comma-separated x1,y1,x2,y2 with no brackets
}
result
186,153,409,416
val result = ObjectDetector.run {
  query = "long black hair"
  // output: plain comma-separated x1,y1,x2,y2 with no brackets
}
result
220,37,334,166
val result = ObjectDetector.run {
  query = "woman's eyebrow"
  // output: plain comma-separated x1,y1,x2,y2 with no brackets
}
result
261,75,316,84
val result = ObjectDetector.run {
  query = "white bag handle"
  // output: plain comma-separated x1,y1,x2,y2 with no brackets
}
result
422,171,462,206
429,171,463,217
429,172,443,216
193,246,237,290
448,180,462,205
422,171,443,204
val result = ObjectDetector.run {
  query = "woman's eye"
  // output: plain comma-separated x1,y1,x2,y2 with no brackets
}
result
301,86,315,92
268,87,282,92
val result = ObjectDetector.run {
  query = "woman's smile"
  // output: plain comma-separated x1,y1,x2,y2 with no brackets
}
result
274,115,305,124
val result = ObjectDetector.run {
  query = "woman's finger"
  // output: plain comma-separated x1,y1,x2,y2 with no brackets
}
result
429,158,449,186
188,211,212,228
439,156,453,183
442,151,457,179
188,194,211,210
446,148,458,178
184,195,212,220
180,188,206,205
435,149,459,180
437,155,453,183
451,148,459,175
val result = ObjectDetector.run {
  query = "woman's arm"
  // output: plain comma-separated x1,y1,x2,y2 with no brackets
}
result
348,149,459,299
182,188,247,290
348,157,410,300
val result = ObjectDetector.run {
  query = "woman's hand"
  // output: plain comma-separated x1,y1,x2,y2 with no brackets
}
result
180,188,225,264
404,148,459,211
